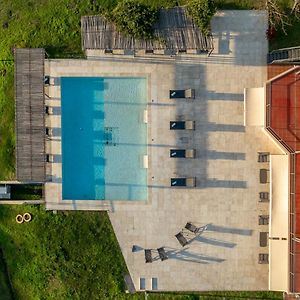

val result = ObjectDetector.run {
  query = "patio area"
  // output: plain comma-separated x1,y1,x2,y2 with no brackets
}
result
43,10,282,291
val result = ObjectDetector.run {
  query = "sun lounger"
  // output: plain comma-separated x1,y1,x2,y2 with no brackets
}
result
137,49,154,55
185,222,208,235
185,222,199,234
170,121,185,130
171,177,196,187
46,154,54,163
170,149,195,158
170,149,186,158
44,75,50,85
170,121,195,130
45,127,53,137
169,89,195,99
175,232,189,247
45,106,53,115
171,178,186,186
157,247,168,261
145,249,152,263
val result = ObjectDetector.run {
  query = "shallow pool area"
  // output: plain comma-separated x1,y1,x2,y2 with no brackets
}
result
61,77,147,201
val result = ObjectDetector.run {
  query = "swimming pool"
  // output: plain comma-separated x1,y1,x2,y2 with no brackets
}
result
61,77,148,201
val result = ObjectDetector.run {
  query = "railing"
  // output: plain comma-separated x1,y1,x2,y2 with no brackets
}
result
268,46,300,64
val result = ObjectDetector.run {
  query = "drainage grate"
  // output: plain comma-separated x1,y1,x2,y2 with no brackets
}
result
104,127,119,146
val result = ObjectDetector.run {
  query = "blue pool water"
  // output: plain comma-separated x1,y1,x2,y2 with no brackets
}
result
61,77,147,201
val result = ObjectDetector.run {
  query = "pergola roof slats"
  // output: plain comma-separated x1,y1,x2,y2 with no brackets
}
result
81,7,213,51
15,48,45,182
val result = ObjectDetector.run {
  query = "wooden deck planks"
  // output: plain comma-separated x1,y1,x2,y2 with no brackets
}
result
81,7,213,51
15,48,45,182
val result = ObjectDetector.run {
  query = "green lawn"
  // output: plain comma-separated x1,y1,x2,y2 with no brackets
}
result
0,205,131,299
0,248,14,300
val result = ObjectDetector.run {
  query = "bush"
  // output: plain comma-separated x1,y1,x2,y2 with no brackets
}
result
112,0,159,39
187,0,216,36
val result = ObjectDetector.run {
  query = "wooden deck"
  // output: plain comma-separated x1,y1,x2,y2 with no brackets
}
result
81,7,214,51
15,48,46,182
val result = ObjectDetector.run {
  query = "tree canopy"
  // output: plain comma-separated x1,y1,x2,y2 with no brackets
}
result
187,0,216,36
113,0,159,39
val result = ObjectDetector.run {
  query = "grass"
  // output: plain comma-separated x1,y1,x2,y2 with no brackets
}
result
0,248,14,300
0,205,131,299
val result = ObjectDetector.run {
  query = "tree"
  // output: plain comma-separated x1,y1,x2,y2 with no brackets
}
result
265,0,290,34
112,0,159,39
292,0,300,17
187,0,216,36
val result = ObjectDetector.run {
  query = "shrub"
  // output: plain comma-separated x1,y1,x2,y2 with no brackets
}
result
112,0,159,39
187,0,216,36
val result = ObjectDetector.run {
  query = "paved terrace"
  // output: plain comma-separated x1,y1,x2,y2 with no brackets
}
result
44,11,281,291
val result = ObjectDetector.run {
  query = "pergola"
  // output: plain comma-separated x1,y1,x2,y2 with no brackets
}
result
15,48,46,182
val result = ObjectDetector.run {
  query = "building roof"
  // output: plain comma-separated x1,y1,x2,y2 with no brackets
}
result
15,48,46,182
81,7,214,51
266,66,300,292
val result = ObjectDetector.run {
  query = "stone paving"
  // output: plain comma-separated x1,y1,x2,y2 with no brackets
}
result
44,11,282,291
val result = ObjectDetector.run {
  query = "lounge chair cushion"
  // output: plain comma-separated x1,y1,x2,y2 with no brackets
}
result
170,90,185,98
170,149,186,158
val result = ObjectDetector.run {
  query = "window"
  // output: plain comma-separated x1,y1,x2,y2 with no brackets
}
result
152,278,158,290
140,278,146,290
259,215,269,225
